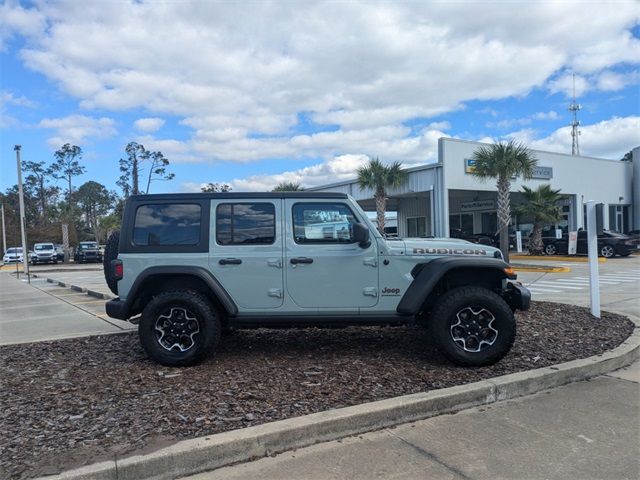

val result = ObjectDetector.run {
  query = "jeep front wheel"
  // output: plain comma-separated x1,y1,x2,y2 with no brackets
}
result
139,290,221,367
430,286,516,367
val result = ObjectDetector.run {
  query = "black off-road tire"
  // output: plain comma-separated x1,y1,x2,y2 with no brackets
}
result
430,286,516,367
139,290,221,367
103,231,120,295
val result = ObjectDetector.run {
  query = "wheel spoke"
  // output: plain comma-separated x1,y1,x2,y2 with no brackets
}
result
155,307,200,352
450,306,498,353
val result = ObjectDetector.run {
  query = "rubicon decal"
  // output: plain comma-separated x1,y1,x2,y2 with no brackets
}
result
412,247,487,256
381,287,401,296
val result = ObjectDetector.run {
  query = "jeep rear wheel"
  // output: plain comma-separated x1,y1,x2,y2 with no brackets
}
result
430,286,516,366
139,290,221,367
544,243,557,255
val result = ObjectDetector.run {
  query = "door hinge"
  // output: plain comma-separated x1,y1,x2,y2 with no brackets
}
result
267,258,282,268
363,287,378,297
363,257,378,267
268,288,283,298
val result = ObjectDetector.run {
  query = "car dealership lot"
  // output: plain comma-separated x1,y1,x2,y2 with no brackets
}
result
0,272,133,345
515,255,640,317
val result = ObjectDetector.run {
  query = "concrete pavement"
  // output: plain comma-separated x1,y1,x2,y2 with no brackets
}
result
184,361,640,480
0,272,133,345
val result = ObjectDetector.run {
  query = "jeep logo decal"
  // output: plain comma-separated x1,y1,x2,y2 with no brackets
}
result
412,247,487,256
381,287,401,296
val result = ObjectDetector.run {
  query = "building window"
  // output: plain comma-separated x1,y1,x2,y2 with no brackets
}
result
216,203,276,245
449,213,473,236
407,217,427,237
292,203,357,244
133,204,201,246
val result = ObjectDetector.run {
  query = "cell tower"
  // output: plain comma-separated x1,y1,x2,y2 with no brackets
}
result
568,73,581,155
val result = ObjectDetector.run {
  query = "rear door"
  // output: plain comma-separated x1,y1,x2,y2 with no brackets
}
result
209,199,284,310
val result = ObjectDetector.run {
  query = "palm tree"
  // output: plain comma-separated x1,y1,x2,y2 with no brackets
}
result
515,185,563,255
272,181,304,192
471,141,537,261
357,157,407,234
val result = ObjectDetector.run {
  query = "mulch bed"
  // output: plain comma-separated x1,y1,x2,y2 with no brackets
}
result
0,301,635,479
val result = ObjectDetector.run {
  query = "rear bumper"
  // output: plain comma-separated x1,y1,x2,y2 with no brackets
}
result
502,282,531,311
106,298,129,320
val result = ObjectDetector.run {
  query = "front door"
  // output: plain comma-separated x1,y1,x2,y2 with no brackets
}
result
209,199,284,310
284,199,379,310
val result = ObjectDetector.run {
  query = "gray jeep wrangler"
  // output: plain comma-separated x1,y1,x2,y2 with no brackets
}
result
104,192,530,367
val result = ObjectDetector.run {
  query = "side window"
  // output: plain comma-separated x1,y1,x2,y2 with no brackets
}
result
216,203,276,245
292,203,357,244
133,204,201,246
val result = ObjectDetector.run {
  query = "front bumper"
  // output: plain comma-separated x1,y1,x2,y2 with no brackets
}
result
502,282,531,311
106,298,129,320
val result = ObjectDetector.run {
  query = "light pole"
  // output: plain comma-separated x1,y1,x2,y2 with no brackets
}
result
1,202,6,257
15,145,30,282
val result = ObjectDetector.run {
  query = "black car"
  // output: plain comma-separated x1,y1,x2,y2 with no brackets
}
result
74,241,103,263
542,230,639,258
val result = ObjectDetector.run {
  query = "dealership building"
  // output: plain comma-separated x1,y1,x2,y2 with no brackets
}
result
310,138,639,238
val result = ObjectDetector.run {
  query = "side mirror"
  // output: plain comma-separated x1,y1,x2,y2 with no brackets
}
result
352,222,371,248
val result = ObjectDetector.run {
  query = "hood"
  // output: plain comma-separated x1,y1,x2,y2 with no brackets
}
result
384,237,502,259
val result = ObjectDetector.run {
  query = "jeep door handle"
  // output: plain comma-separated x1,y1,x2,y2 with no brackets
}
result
290,257,313,265
219,258,242,265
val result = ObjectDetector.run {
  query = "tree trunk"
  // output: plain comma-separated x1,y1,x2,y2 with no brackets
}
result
68,174,72,204
528,221,544,255
496,176,511,262
132,157,139,195
39,176,46,224
375,187,386,235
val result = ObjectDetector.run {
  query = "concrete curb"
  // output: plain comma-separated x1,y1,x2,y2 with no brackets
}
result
510,254,606,263
510,263,571,273
39,314,640,480
32,273,115,300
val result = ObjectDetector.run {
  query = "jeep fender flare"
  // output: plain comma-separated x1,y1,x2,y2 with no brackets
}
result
122,266,238,317
396,257,513,315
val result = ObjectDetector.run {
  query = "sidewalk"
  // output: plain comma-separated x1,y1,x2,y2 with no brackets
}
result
185,362,640,480
0,272,131,345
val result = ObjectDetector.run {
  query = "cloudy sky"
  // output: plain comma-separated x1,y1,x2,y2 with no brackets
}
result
1,0,639,194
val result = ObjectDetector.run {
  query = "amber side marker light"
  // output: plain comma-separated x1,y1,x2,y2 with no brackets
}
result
503,267,516,278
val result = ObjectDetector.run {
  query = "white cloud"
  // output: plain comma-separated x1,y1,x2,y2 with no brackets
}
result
38,115,117,148
532,111,559,121
0,90,36,127
508,116,640,159
228,154,372,191
5,1,639,166
548,74,589,98
133,117,164,133
596,70,640,91
0,2,46,51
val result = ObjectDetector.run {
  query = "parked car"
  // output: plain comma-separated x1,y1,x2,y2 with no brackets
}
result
31,242,58,264
74,241,103,263
542,230,639,258
54,244,65,262
3,247,24,264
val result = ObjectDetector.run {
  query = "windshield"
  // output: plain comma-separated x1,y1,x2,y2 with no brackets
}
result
6,248,22,254
35,244,54,251
80,243,98,249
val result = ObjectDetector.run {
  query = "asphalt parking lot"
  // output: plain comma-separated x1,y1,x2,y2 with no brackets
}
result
515,255,640,317
0,269,133,345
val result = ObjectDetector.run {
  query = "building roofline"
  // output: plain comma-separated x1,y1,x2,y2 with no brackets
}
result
307,162,442,191
439,137,624,163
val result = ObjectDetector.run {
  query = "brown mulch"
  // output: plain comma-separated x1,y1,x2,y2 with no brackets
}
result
0,301,635,479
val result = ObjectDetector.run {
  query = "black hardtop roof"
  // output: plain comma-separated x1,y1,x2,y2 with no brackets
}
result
128,192,349,201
